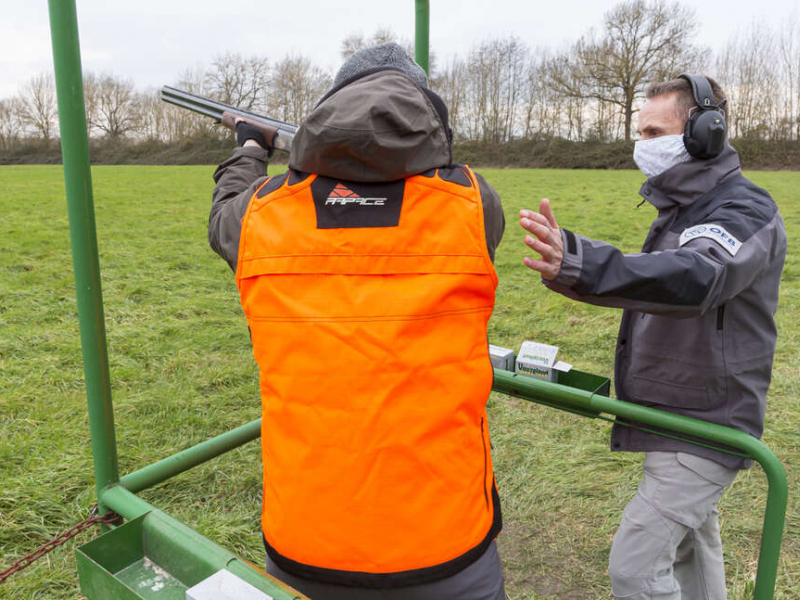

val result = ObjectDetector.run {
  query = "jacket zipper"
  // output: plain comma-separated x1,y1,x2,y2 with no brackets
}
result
480,417,489,509
718,304,729,400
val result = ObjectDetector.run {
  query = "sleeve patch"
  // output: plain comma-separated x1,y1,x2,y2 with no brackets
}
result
679,223,741,256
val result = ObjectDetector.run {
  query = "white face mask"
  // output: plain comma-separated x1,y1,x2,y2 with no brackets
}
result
633,134,692,179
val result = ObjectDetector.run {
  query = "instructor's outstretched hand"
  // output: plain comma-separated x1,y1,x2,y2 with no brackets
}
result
520,198,563,280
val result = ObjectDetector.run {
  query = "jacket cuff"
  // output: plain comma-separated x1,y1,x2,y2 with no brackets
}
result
232,145,272,161
551,228,583,288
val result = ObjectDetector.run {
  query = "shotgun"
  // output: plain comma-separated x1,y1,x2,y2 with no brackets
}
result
160,86,298,153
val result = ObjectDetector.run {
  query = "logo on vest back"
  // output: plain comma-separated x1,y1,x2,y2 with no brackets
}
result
326,183,386,207
312,177,404,229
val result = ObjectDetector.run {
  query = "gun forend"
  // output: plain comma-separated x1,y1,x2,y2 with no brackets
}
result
221,112,280,150
160,86,297,153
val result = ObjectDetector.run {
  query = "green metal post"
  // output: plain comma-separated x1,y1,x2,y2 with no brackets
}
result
492,370,788,600
415,0,430,75
48,0,119,512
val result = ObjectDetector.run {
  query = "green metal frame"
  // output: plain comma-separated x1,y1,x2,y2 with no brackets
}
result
48,0,786,598
415,0,430,75
48,0,119,517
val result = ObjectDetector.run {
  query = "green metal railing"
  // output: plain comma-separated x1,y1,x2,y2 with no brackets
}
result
415,0,430,75
493,371,788,600
48,0,786,598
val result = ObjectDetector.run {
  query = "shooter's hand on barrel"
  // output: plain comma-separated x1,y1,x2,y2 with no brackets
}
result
221,113,278,154
519,198,563,281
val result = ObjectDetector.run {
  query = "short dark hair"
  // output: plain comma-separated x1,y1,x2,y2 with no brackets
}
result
645,76,727,123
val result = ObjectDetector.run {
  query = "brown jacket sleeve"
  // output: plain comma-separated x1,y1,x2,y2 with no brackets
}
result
209,145,271,270
474,171,505,263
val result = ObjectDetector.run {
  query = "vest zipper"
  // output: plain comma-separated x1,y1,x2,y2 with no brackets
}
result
716,305,725,331
480,417,489,509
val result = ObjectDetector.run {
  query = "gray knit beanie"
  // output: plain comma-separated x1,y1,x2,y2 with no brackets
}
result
333,42,429,89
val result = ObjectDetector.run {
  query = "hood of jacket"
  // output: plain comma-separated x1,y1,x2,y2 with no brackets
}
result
288,68,452,182
640,143,742,211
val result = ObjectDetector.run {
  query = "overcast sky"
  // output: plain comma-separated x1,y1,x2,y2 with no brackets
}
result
2,0,798,99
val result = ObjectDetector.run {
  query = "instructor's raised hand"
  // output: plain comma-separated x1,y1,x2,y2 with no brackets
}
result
519,198,563,280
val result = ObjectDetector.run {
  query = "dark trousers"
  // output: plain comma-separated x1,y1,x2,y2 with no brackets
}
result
267,541,506,600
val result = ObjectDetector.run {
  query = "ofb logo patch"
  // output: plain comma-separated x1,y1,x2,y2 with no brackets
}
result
679,223,741,256
325,183,386,206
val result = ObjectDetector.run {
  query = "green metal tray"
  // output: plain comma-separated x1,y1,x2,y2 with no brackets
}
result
77,494,305,600
495,367,611,419
78,514,190,599
555,368,611,397
78,510,291,599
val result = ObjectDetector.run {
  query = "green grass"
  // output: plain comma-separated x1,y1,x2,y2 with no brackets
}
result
0,165,798,599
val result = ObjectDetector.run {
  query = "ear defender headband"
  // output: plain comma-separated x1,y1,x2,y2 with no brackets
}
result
678,73,727,160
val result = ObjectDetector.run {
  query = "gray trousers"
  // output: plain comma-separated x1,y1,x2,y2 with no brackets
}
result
609,452,738,600
267,541,506,600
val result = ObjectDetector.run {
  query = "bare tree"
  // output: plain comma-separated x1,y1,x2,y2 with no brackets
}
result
17,72,58,142
463,37,528,143
340,27,404,59
778,13,800,139
550,0,701,141
268,55,332,124
166,68,221,139
561,81,590,140
588,97,619,141
205,52,270,111
89,73,140,138
135,89,163,141
0,98,25,148
432,56,468,139
340,32,367,60
82,72,100,138
521,51,561,139
339,27,437,76
175,67,208,95
545,53,592,141
716,22,781,139
7,6,800,150
499,38,527,141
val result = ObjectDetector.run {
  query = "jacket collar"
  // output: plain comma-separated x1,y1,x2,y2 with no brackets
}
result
639,143,742,210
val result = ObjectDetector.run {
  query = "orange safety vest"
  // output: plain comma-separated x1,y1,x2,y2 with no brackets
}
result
235,165,501,587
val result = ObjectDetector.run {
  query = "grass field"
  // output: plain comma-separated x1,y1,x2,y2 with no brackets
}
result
0,164,798,599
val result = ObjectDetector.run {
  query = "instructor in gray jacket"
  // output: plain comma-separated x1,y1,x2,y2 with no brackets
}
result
519,75,786,600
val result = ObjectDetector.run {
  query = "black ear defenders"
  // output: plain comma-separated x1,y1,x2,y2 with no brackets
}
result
678,73,727,159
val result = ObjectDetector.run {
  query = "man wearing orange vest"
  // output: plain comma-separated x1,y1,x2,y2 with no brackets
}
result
209,43,506,599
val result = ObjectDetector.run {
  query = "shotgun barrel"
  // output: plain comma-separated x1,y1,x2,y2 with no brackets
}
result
160,85,298,153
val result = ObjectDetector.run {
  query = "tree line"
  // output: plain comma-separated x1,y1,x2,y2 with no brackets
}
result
1,0,799,156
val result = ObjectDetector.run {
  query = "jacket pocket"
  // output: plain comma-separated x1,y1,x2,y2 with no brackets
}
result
480,417,489,509
676,452,737,487
630,374,711,410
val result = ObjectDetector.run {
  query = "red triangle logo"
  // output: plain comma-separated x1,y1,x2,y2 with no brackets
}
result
330,183,358,198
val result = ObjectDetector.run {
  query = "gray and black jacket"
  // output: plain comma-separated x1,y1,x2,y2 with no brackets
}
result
546,144,787,469
209,68,504,270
